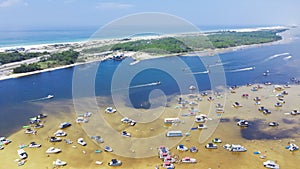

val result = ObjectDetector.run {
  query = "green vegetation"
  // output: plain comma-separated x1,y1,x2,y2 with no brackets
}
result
106,29,286,53
13,63,42,73
208,29,285,48
12,50,79,73
0,52,47,65
111,37,192,54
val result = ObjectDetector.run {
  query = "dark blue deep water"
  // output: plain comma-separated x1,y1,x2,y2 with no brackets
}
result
1,28,300,136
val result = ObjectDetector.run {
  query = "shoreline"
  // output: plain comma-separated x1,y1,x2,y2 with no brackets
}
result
0,26,293,82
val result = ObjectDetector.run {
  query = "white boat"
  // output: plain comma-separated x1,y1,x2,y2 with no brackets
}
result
47,95,54,99
162,162,175,168
268,122,279,127
17,149,27,159
181,156,197,163
205,143,218,149
224,144,247,152
263,160,279,169
198,124,207,129
28,142,41,148
54,130,67,137
104,146,113,152
76,117,88,123
49,137,62,142
288,143,299,151
195,115,206,123
25,128,37,134
0,137,11,145
108,159,122,166
105,107,116,114
176,144,188,151
163,156,176,163
212,138,222,143
53,159,67,166
290,110,300,115
77,138,87,146
129,60,140,65
237,120,249,127
59,122,71,129
189,146,198,153
46,147,61,154
233,102,242,108
121,131,131,137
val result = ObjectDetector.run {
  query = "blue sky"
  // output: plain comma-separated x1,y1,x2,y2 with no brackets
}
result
0,0,299,30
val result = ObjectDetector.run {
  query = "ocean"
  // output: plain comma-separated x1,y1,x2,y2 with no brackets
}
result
0,26,300,136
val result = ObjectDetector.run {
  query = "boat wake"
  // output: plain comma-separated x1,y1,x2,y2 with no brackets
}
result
228,66,255,72
283,55,292,60
189,70,209,75
264,52,290,61
26,95,54,102
130,81,161,89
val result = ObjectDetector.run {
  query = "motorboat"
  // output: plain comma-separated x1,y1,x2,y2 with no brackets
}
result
121,131,131,137
258,106,266,112
28,142,41,148
46,147,61,154
33,123,44,128
37,114,47,119
108,159,122,166
163,156,176,163
104,146,113,152
53,159,67,166
216,103,223,108
290,110,300,115
212,138,222,143
195,115,206,123
189,146,198,153
47,95,54,99
59,122,71,129
263,109,271,114
288,143,299,151
198,124,207,129
268,122,279,127
93,136,104,143
181,156,197,163
17,149,28,159
54,130,67,137
233,102,242,108
189,85,196,90
121,117,136,126
0,137,11,145
49,137,62,142
77,138,87,146
75,117,88,123
83,112,92,117
207,96,214,101
274,102,282,107
237,120,249,127
225,144,247,152
263,160,280,169
25,128,37,134
254,97,261,101
282,91,288,95
176,144,188,151
162,162,175,169
105,107,116,114
205,143,218,149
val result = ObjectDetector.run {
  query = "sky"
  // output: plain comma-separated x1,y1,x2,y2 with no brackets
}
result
0,0,299,30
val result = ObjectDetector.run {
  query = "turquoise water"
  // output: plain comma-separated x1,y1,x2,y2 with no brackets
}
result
0,25,275,47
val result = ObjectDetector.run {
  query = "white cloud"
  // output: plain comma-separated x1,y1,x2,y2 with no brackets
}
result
0,0,27,8
96,2,134,10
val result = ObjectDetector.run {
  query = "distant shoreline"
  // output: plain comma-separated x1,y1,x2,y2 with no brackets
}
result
0,26,293,81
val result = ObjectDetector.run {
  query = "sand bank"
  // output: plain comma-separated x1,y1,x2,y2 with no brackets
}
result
1,83,300,168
